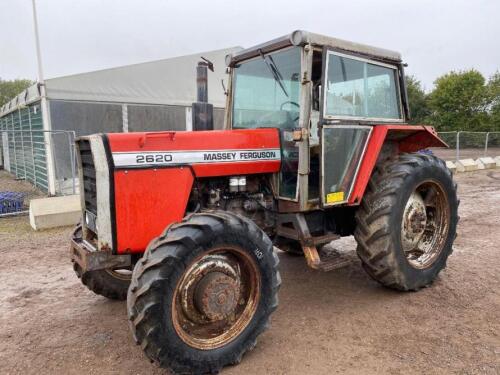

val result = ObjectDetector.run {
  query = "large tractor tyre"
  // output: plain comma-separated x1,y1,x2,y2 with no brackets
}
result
72,225,131,300
354,153,459,291
128,211,280,374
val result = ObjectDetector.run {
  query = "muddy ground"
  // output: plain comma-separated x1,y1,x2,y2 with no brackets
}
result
0,169,499,374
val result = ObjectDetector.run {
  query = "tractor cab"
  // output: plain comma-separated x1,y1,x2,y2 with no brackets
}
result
224,30,409,209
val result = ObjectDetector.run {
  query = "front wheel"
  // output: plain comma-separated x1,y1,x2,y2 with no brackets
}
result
354,153,459,291
127,211,280,374
72,225,132,300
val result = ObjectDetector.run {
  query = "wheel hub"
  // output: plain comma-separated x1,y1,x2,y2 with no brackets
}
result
401,192,427,251
194,272,240,321
172,246,261,350
400,181,451,269
179,254,241,323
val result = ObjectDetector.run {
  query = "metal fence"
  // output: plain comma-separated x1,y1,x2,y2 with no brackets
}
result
0,128,77,195
437,131,500,161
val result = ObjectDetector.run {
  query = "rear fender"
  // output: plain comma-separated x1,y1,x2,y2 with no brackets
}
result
348,125,446,205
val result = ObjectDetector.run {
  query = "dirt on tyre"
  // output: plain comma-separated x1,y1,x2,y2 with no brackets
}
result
354,153,459,291
127,211,280,374
72,225,131,300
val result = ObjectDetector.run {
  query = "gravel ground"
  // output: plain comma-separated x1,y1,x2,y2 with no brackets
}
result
0,169,499,375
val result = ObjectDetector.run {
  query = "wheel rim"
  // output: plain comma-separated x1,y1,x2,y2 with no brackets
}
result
172,246,261,350
401,180,450,269
105,268,132,281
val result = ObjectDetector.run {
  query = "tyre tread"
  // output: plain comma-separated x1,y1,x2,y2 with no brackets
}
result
354,153,458,291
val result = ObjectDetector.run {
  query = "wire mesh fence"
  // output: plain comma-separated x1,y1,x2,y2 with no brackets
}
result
436,131,500,161
485,132,500,157
436,132,457,149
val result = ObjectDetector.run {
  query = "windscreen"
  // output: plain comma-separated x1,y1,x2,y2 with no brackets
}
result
232,47,301,130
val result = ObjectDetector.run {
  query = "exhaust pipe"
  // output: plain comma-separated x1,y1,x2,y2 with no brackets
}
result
192,57,214,131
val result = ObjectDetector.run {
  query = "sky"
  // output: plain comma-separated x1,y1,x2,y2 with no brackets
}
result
0,0,498,91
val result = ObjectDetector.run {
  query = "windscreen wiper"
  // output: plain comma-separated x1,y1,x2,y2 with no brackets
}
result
259,50,289,98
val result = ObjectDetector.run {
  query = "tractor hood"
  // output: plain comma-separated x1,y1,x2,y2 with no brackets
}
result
106,128,282,177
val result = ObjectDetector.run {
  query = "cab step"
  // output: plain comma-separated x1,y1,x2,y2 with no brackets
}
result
303,245,353,271
316,249,352,271
276,212,354,271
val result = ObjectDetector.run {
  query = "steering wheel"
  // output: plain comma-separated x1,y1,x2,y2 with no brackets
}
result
280,101,299,111
280,101,300,124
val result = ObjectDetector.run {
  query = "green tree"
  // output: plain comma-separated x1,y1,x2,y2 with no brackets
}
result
428,70,490,131
405,75,430,124
487,71,500,131
0,78,34,107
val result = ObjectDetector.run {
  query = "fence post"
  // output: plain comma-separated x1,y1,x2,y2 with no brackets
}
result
10,115,18,176
484,132,490,157
456,131,460,161
18,109,27,180
27,107,37,187
65,131,76,194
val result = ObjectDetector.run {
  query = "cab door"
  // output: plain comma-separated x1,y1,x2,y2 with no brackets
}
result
319,46,403,206
320,49,379,206
321,124,371,205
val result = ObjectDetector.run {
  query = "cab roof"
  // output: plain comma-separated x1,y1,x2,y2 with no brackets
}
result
227,30,402,66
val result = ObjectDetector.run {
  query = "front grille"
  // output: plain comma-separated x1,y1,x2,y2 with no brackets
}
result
78,140,97,216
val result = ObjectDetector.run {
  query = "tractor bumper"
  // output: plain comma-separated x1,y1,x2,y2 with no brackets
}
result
70,235,131,273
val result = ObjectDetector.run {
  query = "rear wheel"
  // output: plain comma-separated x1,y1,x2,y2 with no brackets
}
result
354,153,458,291
72,225,131,300
128,211,280,374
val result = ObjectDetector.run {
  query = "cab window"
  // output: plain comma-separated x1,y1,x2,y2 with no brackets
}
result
324,52,402,120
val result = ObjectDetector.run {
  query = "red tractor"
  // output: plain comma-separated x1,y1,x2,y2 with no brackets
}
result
71,31,458,374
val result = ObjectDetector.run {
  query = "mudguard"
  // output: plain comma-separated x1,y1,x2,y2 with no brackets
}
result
349,125,447,205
